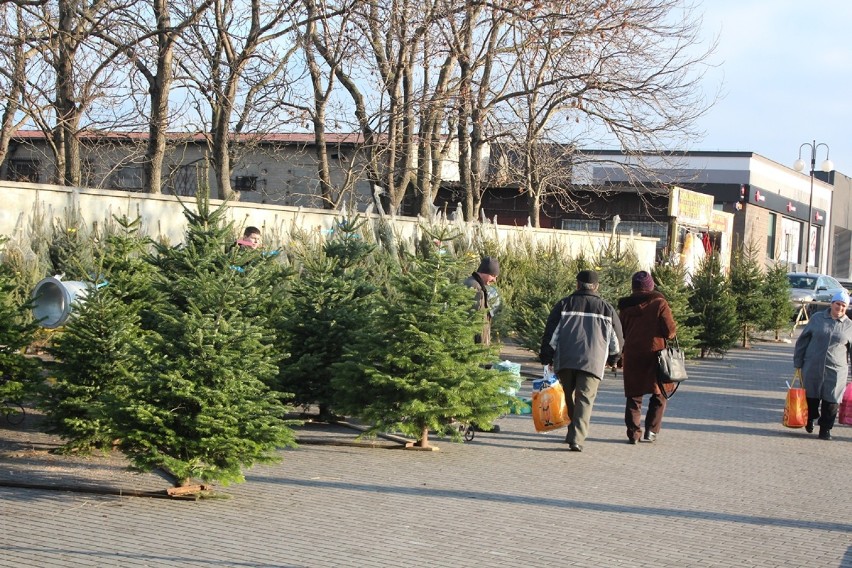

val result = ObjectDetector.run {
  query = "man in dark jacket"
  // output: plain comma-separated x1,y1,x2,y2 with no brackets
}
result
539,270,623,452
463,256,500,346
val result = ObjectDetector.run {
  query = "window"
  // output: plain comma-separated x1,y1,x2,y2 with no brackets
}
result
110,166,143,191
234,175,258,191
766,213,776,259
7,159,40,183
166,164,198,197
561,219,601,231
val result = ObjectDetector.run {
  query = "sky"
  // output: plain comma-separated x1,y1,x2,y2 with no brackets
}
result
691,1,852,174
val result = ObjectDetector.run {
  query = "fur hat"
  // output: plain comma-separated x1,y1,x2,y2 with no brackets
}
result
577,270,599,285
477,256,500,277
632,270,655,292
831,290,850,304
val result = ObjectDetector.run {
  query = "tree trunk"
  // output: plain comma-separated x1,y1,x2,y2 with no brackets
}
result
415,424,431,448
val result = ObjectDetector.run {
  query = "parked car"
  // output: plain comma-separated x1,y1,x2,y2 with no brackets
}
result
787,272,847,304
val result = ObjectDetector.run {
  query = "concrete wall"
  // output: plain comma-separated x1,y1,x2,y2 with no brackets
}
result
0,181,659,269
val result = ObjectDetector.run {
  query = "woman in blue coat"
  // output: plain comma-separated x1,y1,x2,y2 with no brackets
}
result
793,290,852,440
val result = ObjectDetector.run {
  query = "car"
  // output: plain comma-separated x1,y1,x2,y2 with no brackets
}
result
787,272,847,304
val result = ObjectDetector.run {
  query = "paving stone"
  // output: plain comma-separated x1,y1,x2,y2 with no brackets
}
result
0,336,850,567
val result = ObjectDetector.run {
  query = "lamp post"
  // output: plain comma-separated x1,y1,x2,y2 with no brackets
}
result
793,141,833,271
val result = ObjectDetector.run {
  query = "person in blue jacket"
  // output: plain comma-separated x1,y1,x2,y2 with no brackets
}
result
793,290,852,440
539,270,623,452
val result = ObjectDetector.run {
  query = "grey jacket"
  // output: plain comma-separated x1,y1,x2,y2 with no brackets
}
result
793,309,852,403
539,290,623,380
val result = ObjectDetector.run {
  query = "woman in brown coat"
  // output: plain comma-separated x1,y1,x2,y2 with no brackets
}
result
617,271,677,444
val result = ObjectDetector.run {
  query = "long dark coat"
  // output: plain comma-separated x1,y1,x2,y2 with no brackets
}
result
617,291,677,398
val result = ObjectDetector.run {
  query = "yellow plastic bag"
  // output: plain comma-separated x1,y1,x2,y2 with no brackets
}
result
531,373,570,432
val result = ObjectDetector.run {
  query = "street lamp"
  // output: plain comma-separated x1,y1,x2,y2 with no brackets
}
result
793,141,833,271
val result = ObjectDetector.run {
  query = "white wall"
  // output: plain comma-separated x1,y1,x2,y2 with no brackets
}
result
0,181,659,270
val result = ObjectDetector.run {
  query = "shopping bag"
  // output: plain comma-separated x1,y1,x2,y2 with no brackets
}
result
783,370,808,429
839,382,852,427
531,369,570,432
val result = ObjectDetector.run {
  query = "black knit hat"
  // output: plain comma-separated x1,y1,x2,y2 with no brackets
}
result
477,256,500,277
577,270,599,285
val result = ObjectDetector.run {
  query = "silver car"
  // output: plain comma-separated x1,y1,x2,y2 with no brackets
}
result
787,272,846,304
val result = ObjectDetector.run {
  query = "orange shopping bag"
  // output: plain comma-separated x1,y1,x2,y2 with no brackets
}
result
783,370,808,429
531,371,570,432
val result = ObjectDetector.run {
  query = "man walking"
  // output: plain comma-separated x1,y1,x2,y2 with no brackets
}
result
539,270,623,452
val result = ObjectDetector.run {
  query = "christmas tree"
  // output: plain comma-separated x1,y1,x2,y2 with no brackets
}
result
652,262,698,358
729,241,770,348
760,261,793,340
43,283,150,453
117,195,297,486
274,217,379,420
687,253,738,358
332,231,517,448
0,256,41,410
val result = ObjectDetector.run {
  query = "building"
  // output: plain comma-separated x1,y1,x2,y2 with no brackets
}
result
4,132,847,276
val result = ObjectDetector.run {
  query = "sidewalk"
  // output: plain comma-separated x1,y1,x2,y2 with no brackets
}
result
1,337,850,568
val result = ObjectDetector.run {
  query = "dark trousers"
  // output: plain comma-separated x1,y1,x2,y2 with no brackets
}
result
625,393,667,441
806,397,839,431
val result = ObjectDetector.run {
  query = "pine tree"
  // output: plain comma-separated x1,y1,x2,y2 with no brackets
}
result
595,238,639,306
331,231,517,448
760,261,793,340
275,217,379,419
508,246,584,352
43,284,150,453
652,262,699,358
96,215,163,325
687,253,739,358
729,241,769,348
0,258,41,407
117,195,297,486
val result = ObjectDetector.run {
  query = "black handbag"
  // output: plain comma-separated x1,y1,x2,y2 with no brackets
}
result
657,337,687,399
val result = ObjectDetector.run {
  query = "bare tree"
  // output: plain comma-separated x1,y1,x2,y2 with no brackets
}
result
493,0,716,226
103,0,214,194
176,0,301,200
0,5,37,166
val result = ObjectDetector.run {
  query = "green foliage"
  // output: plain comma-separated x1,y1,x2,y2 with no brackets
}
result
504,243,584,352
0,260,41,402
687,253,739,358
117,194,297,486
729,241,769,346
595,238,640,306
761,261,793,337
275,217,379,417
96,215,164,326
652,262,699,358
43,284,149,453
48,205,93,280
331,233,517,446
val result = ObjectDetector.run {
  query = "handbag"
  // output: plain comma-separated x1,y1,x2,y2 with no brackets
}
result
656,337,687,400
839,382,852,427
657,337,688,383
783,370,808,429
531,369,570,432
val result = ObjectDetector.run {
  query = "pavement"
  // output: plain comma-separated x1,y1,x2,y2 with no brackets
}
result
1,334,851,568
